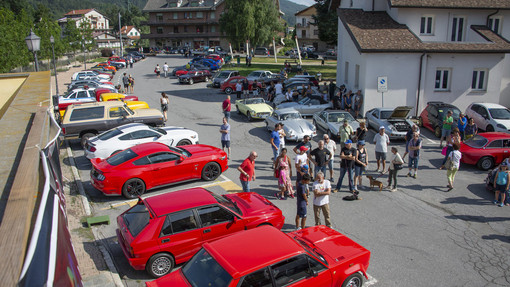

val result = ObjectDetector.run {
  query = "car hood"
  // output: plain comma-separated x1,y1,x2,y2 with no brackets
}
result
145,269,190,287
329,121,360,132
225,192,281,217
283,119,314,133
133,108,164,117
277,102,299,109
181,144,224,157
389,106,413,119
245,104,273,113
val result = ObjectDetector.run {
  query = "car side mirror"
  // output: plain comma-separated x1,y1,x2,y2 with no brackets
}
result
178,156,185,163
311,269,318,278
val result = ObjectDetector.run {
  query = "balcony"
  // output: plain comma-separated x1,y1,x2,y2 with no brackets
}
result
142,19,219,26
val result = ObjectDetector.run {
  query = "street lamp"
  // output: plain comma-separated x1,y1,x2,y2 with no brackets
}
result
25,29,41,72
50,36,59,95
82,36,87,69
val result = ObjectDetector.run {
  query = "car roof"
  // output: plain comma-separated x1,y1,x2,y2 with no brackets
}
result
204,226,303,277
471,102,509,109
144,187,217,217
66,101,126,110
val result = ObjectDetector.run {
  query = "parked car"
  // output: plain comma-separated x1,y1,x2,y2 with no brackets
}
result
285,75,319,86
326,49,336,56
178,70,212,84
276,95,332,117
465,103,510,133
90,142,228,197
146,225,371,287
254,47,270,56
172,63,211,76
85,123,199,159
221,76,262,94
190,58,220,70
212,70,240,88
301,50,320,59
58,88,97,110
235,97,274,121
365,106,415,139
117,188,285,278
108,56,126,63
246,70,274,82
265,108,316,141
419,101,462,137
72,71,111,81
272,84,319,106
313,110,360,140
92,62,117,72
460,132,510,170
60,101,164,146
67,80,115,92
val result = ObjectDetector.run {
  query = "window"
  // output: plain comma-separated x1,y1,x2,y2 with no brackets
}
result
210,12,215,19
487,140,503,148
122,203,150,237
271,255,314,286
211,26,216,32
148,152,179,164
109,107,129,118
156,27,163,34
451,16,465,41
434,68,451,91
488,16,502,34
354,64,360,89
344,61,349,83
420,15,434,35
471,69,488,91
174,26,179,33
196,26,203,33
184,26,188,32
196,12,203,18
313,29,319,35
301,30,306,38
70,107,104,121
240,268,272,287
160,210,198,236
156,13,163,21
302,18,306,26
197,206,234,226
173,12,178,19
120,130,160,140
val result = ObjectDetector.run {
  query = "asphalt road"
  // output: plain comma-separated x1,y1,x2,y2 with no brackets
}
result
66,55,510,287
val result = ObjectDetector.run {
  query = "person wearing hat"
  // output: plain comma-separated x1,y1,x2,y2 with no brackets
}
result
494,160,510,206
339,119,354,149
354,140,368,190
333,139,357,193
295,145,310,187
373,126,390,173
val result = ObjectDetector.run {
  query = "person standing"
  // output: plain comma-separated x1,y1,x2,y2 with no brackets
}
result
293,135,312,155
155,64,161,78
275,148,294,199
129,58,133,69
373,126,390,173
457,113,467,140
333,139,357,193
328,81,336,101
355,121,368,142
387,147,404,192
464,118,478,140
242,79,250,98
440,110,454,148
128,74,135,94
312,172,331,227
295,146,310,187
402,125,419,160
278,123,286,153
441,128,461,166
407,132,422,179
295,173,311,230
443,143,462,192
332,91,342,110
324,134,336,181
308,140,331,177
275,80,283,96
493,162,509,206
270,124,281,167
235,81,242,100
163,62,169,78
344,90,353,113
238,151,257,192
219,117,231,159
252,80,259,97
160,92,169,122
354,90,363,119
339,120,354,149
222,95,231,120
354,140,368,190
122,73,129,92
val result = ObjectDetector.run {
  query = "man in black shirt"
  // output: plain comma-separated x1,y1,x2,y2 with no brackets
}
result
295,174,311,230
333,139,357,193
293,135,312,155
308,140,331,178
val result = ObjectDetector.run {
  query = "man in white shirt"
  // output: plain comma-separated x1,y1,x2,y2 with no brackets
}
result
313,172,331,227
275,81,283,95
373,126,390,173
163,62,169,78
235,82,242,99
323,134,336,181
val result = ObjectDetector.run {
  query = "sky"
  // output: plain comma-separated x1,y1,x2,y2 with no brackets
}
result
288,0,316,6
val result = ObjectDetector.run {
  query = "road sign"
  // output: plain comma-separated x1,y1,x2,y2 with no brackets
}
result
377,76,388,93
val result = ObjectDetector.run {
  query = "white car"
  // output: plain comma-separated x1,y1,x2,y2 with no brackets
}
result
84,123,199,159
264,108,316,141
58,88,97,106
246,70,274,82
465,103,510,133
71,71,110,82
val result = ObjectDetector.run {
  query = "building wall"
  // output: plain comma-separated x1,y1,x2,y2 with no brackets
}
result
339,0,387,11
337,20,364,90
74,10,109,31
296,15,319,40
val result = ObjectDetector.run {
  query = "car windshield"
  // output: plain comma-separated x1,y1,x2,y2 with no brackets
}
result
97,128,123,141
328,112,354,123
245,98,264,105
124,104,135,115
212,193,243,216
168,146,191,157
280,112,301,120
298,97,311,105
217,72,230,78
489,108,510,120
106,149,138,166
182,249,232,287
122,202,150,237
463,134,488,148
380,111,393,119
438,108,461,119
150,126,167,135
292,236,328,266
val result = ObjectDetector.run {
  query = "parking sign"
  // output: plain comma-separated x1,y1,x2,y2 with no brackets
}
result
378,76,388,92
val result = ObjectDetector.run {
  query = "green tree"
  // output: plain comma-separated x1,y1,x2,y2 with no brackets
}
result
312,0,337,46
62,20,82,51
0,8,33,72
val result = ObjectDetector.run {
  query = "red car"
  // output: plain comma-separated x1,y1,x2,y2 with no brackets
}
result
418,101,461,137
90,143,228,198
117,188,285,278
146,225,371,287
220,76,262,94
109,56,126,63
460,132,510,170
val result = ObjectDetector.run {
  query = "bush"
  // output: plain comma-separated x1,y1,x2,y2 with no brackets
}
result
101,48,113,57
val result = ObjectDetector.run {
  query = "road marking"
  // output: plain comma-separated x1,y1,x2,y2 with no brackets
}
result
364,273,378,286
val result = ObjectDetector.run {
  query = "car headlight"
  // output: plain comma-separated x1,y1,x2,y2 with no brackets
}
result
219,156,226,161
287,129,294,135
390,126,397,132
497,124,506,129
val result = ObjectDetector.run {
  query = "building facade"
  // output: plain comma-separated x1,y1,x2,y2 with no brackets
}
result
295,6,328,51
335,0,510,116
59,9,110,33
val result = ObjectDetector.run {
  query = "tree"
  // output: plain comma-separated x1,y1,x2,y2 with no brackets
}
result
0,8,33,72
312,0,338,46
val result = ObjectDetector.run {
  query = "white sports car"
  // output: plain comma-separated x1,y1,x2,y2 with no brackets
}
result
84,123,199,159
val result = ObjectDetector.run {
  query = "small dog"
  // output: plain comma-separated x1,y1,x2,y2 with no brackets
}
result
366,175,383,192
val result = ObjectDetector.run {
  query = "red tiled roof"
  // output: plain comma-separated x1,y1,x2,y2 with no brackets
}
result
338,9,510,53
64,9,94,16
389,0,510,9
121,26,135,34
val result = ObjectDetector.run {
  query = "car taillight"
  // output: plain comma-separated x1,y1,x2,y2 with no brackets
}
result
128,245,135,257
89,146,96,152
62,127,66,134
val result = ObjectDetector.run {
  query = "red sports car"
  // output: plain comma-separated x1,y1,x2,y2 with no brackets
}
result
117,188,285,278
460,132,510,170
146,225,371,287
90,142,228,198
220,76,262,94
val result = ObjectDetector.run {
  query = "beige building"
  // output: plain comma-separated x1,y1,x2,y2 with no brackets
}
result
59,9,110,33
295,5,328,51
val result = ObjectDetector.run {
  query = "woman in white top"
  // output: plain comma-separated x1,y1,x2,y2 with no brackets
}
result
445,143,462,191
160,92,169,122
387,147,404,192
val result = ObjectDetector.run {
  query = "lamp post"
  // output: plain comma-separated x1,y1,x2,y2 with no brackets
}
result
25,29,41,72
50,36,59,95
82,36,87,69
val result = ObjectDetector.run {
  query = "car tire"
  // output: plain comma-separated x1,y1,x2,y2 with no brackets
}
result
81,132,96,148
247,112,253,122
225,87,233,94
202,162,221,181
177,139,192,146
434,126,441,138
486,125,494,132
122,178,146,199
477,156,494,170
146,253,174,278
189,78,194,85
341,273,363,287
265,121,271,131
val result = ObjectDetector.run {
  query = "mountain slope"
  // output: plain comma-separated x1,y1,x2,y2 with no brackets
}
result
280,0,309,26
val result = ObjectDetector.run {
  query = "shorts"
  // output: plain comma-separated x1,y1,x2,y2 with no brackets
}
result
375,151,386,161
354,165,365,176
221,140,230,148
272,146,280,161
124,84,129,89
297,200,307,217
327,159,334,171
495,184,508,192
442,128,452,138
408,157,419,169
161,104,168,112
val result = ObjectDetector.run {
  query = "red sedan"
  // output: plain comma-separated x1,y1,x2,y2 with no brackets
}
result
220,76,262,94
117,188,285,278
146,225,371,287
460,132,510,170
90,142,228,198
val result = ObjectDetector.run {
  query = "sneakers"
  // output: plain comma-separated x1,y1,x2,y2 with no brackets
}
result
330,177,334,182
499,203,504,207
412,174,417,179
407,172,412,177
289,193,295,199
332,189,338,193
390,188,397,192
493,200,499,205
275,193,282,200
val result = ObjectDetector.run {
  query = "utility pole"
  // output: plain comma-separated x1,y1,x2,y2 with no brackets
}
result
119,13,123,57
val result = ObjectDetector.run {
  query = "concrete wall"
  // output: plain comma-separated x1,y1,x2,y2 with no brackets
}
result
339,0,387,11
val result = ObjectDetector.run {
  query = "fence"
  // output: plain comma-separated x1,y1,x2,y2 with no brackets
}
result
11,51,102,73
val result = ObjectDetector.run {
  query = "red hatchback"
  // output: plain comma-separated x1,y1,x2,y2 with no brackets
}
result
146,225,371,287
117,188,285,278
90,143,228,198
220,76,262,94
460,132,510,170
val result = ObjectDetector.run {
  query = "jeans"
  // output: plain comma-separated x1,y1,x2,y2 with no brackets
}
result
272,146,280,161
408,156,419,169
240,180,250,192
313,204,331,227
442,146,453,165
336,167,354,191
224,111,231,119
327,159,334,172
314,165,327,177
388,168,398,188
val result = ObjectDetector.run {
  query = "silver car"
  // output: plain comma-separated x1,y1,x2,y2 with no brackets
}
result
365,106,414,139
313,110,360,139
276,95,332,116
265,108,316,141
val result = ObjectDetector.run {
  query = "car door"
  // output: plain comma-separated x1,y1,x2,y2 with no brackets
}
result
158,209,203,263
317,111,328,131
270,254,332,287
478,106,491,130
486,139,507,163
108,106,133,129
304,99,322,115
196,205,244,243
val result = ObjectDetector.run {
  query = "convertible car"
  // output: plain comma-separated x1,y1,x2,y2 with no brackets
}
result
276,95,332,116
236,97,273,121
313,110,360,140
265,108,316,141
365,106,414,139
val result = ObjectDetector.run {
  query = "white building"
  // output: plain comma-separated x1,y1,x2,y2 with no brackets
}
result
60,9,110,33
295,6,328,51
336,0,510,116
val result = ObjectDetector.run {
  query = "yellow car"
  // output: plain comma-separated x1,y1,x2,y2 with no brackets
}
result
235,97,274,121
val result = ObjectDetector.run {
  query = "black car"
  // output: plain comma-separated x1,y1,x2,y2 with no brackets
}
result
419,101,462,137
178,70,212,85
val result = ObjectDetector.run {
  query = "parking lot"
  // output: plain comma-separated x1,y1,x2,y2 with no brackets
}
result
66,55,510,286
